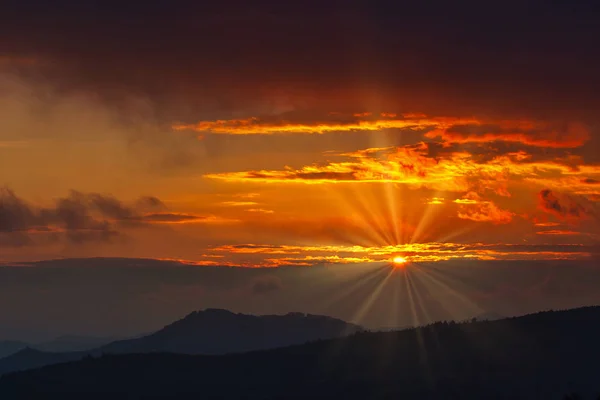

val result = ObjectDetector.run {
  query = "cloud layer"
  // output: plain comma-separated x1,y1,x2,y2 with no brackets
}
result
0,188,202,246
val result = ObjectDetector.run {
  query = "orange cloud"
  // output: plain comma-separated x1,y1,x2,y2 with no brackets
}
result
173,113,589,152
454,193,514,224
453,199,480,205
205,143,591,200
220,201,260,207
133,213,207,224
427,197,445,205
534,222,561,227
538,189,595,221
205,242,594,266
525,176,600,201
425,121,590,148
536,230,581,235
172,115,477,135
247,208,275,214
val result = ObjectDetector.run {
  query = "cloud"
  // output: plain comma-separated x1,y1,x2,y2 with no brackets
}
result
173,113,591,152
205,143,594,200
172,114,463,135
526,175,600,198
536,230,581,236
581,178,600,185
0,188,203,246
220,201,260,207
135,196,168,211
427,197,444,205
206,242,596,265
534,222,561,227
0,188,39,232
3,1,600,121
425,121,590,148
247,208,275,214
454,193,514,224
538,189,595,220
130,213,205,224
250,275,283,295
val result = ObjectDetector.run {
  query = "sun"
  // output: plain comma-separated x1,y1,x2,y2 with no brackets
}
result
392,256,408,266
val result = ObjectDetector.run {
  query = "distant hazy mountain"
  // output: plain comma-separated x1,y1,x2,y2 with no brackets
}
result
0,347,85,375
0,342,28,359
2,306,600,399
0,335,123,359
35,335,122,352
0,309,362,375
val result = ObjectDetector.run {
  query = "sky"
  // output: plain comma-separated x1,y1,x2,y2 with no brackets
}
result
0,0,599,339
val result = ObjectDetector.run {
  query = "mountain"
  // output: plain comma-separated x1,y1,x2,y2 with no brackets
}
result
0,347,86,376
35,335,123,352
100,309,362,355
0,336,122,360
0,342,27,359
1,306,599,399
0,309,362,375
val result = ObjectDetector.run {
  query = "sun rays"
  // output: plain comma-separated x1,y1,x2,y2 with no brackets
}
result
315,261,485,331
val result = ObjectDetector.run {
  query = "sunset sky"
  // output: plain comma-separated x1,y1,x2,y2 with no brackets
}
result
1,1,599,339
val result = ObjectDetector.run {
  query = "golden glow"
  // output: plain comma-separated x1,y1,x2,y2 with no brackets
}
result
2,81,598,266
392,256,408,265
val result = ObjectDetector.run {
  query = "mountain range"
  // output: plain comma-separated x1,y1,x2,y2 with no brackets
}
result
0,335,124,358
0,309,362,375
1,306,599,399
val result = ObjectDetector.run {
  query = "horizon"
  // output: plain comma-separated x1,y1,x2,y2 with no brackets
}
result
1,257,600,342
4,301,599,345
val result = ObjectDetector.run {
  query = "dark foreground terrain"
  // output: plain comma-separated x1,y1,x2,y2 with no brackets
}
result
1,307,600,399
0,309,361,375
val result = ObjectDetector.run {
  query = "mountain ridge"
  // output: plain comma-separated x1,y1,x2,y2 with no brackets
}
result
1,306,600,399
0,309,362,375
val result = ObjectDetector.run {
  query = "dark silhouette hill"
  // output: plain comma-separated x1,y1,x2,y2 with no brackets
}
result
0,309,362,375
1,306,600,399
100,309,362,355
0,347,87,376
0,342,28,359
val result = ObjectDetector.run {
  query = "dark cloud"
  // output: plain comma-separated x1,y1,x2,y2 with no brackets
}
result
131,213,203,223
135,196,167,211
582,178,600,185
0,188,39,232
0,188,180,246
538,189,593,220
1,1,600,120
251,275,283,295
0,232,32,247
432,122,590,148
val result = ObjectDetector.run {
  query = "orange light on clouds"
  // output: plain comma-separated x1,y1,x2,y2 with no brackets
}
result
172,115,479,135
